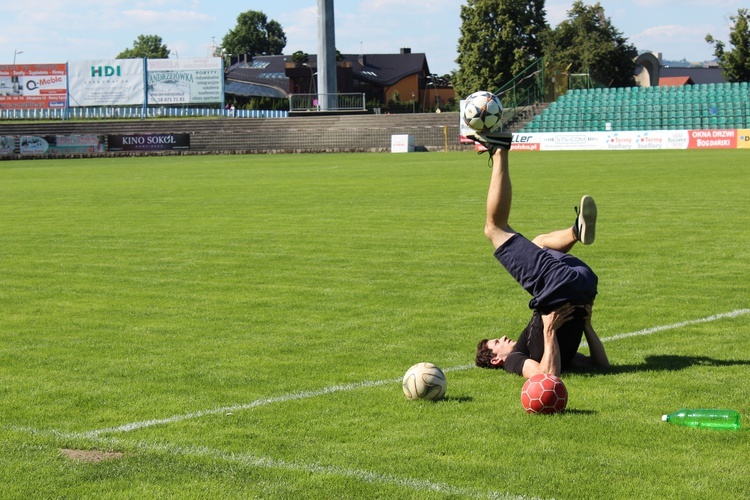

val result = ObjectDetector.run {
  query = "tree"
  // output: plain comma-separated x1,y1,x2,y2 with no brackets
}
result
222,10,286,57
543,1,637,88
706,9,750,82
290,51,309,65
117,35,170,59
454,0,548,99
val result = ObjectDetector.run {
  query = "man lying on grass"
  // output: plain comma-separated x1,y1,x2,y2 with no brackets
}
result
468,132,610,378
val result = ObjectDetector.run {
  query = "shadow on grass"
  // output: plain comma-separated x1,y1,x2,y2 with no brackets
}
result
575,355,750,376
440,395,474,403
561,409,597,416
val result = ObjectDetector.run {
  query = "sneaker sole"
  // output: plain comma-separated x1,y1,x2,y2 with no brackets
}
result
578,195,597,245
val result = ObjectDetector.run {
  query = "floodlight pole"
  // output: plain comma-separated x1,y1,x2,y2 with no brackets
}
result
317,0,337,111
13,49,23,65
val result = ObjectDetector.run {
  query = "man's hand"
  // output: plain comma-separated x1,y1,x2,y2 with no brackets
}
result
525,304,575,378
542,303,576,333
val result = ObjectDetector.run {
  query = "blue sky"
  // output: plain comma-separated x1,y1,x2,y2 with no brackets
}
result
0,0,741,75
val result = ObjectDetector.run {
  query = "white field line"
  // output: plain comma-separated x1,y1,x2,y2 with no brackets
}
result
11,310,747,500
6,426,542,500
82,378,401,438
580,308,750,348
133,441,540,500
84,309,750,438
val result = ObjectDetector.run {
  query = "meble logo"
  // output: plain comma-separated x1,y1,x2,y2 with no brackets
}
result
91,66,121,77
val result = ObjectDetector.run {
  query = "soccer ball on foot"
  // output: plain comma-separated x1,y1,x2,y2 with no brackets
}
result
462,91,503,132
521,373,568,414
402,362,447,401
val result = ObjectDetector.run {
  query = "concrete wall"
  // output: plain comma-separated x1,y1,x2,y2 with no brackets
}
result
1,112,467,159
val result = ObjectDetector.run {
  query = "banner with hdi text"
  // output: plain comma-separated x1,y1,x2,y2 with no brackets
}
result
68,59,145,107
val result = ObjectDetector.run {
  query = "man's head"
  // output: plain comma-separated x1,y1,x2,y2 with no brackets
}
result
475,336,517,369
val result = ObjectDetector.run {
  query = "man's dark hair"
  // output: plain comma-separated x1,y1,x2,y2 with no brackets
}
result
475,339,502,369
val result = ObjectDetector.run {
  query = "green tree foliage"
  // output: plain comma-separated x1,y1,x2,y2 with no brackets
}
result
454,0,548,99
222,10,286,57
706,9,750,82
543,1,636,88
290,51,309,65
117,35,170,59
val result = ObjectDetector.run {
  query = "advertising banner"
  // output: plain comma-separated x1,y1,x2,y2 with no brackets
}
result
737,130,750,149
508,130,692,151
68,59,145,107
469,130,706,152
0,136,15,155
0,64,67,109
107,133,190,151
147,58,222,105
19,135,106,155
687,129,737,149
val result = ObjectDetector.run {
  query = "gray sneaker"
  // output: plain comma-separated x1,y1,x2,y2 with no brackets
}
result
574,195,597,245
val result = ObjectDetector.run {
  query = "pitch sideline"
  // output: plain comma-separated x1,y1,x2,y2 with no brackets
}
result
579,308,750,347
81,308,750,438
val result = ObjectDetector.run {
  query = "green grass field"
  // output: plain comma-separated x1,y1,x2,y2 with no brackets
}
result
1,150,749,499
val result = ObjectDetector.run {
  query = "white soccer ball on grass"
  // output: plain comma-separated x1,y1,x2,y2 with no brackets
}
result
402,362,447,401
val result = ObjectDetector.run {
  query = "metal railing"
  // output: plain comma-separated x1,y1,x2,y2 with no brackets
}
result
493,58,546,128
0,107,288,121
289,93,366,112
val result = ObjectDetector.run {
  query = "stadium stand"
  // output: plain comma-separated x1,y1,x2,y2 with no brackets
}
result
0,112,462,157
520,82,750,133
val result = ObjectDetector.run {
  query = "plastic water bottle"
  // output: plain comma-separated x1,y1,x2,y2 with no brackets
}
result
662,409,741,430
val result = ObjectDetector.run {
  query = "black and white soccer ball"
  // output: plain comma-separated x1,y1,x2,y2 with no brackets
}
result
402,362,447,401
462,91,503,132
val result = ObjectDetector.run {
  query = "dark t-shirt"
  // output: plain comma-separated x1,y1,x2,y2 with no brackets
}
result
503,309,586,376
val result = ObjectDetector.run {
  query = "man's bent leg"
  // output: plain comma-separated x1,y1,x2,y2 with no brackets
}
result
532,228,577,253
531,195,598,251
574,195,597,245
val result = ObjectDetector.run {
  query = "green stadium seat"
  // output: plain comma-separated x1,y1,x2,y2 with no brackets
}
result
527,81,750,133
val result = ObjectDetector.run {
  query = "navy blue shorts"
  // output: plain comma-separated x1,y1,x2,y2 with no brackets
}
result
494,233,598,314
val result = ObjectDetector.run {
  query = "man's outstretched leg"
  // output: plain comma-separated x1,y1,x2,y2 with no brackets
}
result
532,195,597,252
484,147,517,250
479,142,599,313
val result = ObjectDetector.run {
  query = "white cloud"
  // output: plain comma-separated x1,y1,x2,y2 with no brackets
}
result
630,23,721,60
356,0,454,15
630,0,740,7
631,23,715,47
122,9,214,27
278,6,319,53
546,3,570,27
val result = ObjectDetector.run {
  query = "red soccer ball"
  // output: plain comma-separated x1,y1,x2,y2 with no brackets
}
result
521,374,568,414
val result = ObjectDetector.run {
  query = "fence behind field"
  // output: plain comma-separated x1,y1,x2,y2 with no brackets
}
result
0,107,288,121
